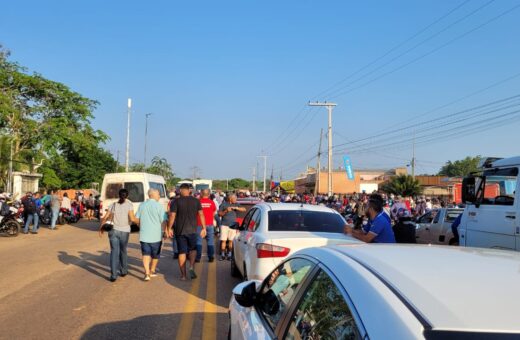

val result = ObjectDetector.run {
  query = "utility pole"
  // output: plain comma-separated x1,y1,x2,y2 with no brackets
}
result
116,150,120,171
226,179,229,191
125,98,132,172
315,128,323,195
144,113,152,166
257,155,268,193
308,101,337,197
190,166,200,180
411,130,416,179
8,138,13,193
252,167,256,192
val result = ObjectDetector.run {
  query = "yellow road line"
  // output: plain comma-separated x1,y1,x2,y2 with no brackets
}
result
202,262,217,340
175,265,203,340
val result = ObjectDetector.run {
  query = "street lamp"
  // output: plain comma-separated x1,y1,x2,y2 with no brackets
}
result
144,113,152,166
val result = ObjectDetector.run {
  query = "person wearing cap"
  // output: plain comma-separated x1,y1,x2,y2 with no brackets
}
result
167,183,207,281
344,193,395,243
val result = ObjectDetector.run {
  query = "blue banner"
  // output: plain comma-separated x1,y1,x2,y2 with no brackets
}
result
343,155,355,181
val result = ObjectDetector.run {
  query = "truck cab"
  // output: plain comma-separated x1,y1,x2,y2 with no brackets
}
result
459,157,520,251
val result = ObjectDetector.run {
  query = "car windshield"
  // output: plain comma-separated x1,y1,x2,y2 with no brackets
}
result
267,210,345,233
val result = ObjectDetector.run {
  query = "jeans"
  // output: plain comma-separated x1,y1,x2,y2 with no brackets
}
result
196,226,215,260
23,213,39,233
108,229,130,279
50,207,59,230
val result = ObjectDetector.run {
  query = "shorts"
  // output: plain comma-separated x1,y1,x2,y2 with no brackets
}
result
140,241,162,259
176,234,198,254
219,225,237,241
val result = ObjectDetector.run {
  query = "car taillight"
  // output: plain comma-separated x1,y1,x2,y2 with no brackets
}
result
256,243,290,258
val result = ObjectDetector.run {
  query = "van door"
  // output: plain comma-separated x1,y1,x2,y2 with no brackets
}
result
466,167,518,251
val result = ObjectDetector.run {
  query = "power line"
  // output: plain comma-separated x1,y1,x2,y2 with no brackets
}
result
323,0,496,99
329,2,520,99
311,0,472,100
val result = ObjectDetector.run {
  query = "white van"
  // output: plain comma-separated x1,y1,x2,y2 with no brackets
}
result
100,172,169,220
459,157,519,251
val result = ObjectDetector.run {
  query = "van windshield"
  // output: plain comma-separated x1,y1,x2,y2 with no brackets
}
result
478,168,518,206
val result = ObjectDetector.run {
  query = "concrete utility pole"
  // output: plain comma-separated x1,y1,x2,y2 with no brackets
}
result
144,113,152,166
308,101,337,197
125,98,132,172
315,128,323,195
190,166,200,180
257,155,268,193
252,166,256,192
8,138,13,193
411,130,416,179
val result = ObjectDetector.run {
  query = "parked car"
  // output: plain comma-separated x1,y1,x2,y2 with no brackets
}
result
235,197,263,226
415,208,463,245
230,244,520,339
231,203,359,281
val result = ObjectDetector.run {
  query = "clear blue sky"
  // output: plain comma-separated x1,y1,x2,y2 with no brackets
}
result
2,0,520,179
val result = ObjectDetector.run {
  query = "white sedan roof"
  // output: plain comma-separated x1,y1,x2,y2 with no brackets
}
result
259,202,340,213
329,244,520,333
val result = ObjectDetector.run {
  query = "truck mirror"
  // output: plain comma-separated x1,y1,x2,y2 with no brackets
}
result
462,177,476,204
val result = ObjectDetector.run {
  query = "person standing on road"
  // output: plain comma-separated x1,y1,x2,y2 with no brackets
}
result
218,194,246,261
62,193,72,215
344,194,396,243
196,189,217,263
135,188,167,281
99,188,138,282
167,183,207,281
22,192,38,234
49,190,61,230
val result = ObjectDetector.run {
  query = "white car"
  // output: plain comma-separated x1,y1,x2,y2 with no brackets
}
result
230,244,520,339
231,203,359,281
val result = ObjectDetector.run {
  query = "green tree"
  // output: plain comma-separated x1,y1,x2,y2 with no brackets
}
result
381,174,423,197
0,46,113,189
438,156,482,177
147,156,177,188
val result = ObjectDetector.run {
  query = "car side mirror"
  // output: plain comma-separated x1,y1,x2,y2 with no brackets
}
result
462,176,476,204
233,281,257,308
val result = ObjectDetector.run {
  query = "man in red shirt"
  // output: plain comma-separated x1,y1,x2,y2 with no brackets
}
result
196,189,217,263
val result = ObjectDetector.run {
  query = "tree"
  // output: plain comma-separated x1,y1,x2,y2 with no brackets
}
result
147,156,177,188
438,156,482,177
381,174,423,197
1,46,113,190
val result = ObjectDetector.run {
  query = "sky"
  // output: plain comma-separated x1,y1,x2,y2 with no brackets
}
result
2,0,520,180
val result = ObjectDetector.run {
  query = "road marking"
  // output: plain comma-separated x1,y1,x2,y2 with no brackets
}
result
202,262,217,340
175,265,203,340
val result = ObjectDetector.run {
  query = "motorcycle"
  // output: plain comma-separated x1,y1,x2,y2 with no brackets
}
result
39,207,52,226
0,205,23,237
59,207,79,224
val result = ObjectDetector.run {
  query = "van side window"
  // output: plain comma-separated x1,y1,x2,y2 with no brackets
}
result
149,182,166,198
106,183,123,199
480,167,518,206
125,182,144,202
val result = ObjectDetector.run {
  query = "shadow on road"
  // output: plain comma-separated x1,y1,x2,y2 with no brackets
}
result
57,250,143,281
80,312,227,340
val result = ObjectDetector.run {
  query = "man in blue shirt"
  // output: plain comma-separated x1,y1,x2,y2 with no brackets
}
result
344,194,396,243
135,188,167,281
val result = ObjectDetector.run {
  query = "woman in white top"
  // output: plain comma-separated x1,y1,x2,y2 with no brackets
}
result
99,188,138,282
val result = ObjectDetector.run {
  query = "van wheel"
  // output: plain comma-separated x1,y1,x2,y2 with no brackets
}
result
230,256,240,278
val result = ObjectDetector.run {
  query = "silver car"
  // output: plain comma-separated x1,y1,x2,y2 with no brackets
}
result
415,208,463,245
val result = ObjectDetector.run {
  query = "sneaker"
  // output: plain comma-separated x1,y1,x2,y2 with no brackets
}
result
227,253,233,261
150,272,158,278
189,269,197,280
144,275,151,281
208,257,215,263
109,277,117,282
219,255,226,261
120,273,127,277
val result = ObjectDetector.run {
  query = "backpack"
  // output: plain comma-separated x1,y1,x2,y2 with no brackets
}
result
23,197,36,214
0,202,10,216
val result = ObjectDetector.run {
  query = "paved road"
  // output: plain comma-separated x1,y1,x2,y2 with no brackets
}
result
0,221,240,340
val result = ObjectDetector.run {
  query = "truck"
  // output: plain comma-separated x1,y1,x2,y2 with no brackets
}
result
459,157,519,251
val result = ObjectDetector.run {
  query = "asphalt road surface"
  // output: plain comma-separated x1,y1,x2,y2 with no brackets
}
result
0,220,240,340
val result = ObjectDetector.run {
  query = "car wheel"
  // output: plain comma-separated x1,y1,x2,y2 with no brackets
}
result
230,255,240,278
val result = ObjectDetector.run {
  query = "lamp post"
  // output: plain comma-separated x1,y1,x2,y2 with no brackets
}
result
144,113,152,166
